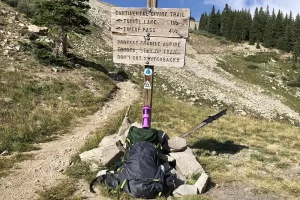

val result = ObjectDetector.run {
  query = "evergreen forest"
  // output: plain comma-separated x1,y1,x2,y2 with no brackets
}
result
197,4,300,62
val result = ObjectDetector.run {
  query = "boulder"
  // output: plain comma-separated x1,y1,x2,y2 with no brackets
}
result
194,172,209,194
98,144,123,166
173,184,198,197
79,148,102,165
167,136,187,152
98,134,119,148
79,143,123,166
28,25,48,35
170,148,204,178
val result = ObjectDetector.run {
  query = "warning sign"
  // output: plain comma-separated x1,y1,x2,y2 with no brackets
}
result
144,81,151,89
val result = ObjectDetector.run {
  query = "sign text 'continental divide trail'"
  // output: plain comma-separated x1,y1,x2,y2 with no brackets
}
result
113,35,186,67
111,7,190,38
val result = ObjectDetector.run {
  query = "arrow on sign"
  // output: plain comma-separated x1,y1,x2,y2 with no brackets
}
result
116,27,122,30
116,19,123,22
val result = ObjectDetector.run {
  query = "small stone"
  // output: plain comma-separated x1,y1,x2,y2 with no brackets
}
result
167,136,187,152
3,50,9,56
173,184,198,197
194,172,209,194
3,98,13,103
1,150,9,156
51,67,58,73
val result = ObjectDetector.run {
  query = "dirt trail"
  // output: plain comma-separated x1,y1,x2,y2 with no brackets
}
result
0,81,139,200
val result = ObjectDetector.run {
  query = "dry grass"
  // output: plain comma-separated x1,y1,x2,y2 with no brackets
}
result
37,179,83,200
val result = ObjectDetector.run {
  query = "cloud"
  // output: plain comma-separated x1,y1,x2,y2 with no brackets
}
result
203,0,300,17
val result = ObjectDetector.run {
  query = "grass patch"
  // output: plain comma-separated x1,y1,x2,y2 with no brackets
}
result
244,53,278,63
37,179,82,200
217,54,300,114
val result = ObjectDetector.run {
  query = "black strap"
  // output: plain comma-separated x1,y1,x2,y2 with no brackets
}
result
89,173,106,193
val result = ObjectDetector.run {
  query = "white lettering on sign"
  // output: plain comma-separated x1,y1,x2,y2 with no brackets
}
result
111,7,190,38
113,35,186,67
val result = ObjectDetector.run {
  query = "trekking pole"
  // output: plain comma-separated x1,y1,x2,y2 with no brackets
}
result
180,109,227,138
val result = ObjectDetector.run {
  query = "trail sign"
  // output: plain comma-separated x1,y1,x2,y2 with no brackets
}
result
111,7,190,38
111,0,190,128
113,35,186,67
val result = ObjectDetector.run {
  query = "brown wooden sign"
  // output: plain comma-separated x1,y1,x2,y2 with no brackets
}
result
113,35,186,67
111,7,190,38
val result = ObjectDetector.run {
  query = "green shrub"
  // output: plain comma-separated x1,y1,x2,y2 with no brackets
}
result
247,64,259,70
244,53,278,63
287,77,300,87
292,63,297,70
2,0,19,7
17,0,38,17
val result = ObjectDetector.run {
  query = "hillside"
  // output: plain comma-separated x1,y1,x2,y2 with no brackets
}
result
0,1,300,200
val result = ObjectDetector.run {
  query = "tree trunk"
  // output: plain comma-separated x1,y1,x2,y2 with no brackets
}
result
61,25,68,56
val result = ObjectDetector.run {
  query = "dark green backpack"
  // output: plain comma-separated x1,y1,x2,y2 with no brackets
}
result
125,126,159,148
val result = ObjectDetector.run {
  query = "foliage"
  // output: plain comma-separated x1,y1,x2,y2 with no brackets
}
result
37,179,82,200
198,4,300,53
33,0,90,55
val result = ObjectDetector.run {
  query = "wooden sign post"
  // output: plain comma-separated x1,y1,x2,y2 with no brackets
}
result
111,0,190,128
143,0,156,128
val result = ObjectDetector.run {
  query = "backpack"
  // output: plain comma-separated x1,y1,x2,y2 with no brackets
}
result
126,126,159,147
118,141,165,199
90,127,175,198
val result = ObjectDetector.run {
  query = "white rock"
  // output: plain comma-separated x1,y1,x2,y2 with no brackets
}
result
167,136,187,152
28,25,48,34
79,148,101,164
3,49,9,56
173,184,198,197
0,150,9,156
170,148,204,178
194,172,209,194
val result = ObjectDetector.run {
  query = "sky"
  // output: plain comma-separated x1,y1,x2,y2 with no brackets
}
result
102,0,300,20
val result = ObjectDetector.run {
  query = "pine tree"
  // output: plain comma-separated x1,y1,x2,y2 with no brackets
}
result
274,10,285,49
216,9,222,35
199,12,208,31
34,0,90,56
263,9,276,48
292,14,300,62
221,3,233,39
208,5,218,34
249,8,260,44
282,12,294,52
